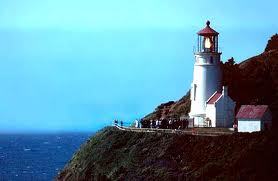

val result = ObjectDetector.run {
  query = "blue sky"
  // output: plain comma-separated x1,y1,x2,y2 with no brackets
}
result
0,0,277,132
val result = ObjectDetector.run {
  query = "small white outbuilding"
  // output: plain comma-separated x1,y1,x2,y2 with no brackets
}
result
205,86,236,128
236,105,272,132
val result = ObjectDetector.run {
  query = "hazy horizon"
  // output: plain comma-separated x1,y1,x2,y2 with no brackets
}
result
0,0,277,132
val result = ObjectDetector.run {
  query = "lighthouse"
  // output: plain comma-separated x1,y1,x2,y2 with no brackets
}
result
189,21,222,127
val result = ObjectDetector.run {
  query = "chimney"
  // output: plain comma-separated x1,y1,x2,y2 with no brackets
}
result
222,86,228,97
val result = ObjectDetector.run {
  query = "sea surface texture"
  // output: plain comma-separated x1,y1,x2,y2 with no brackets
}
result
0,133,92,181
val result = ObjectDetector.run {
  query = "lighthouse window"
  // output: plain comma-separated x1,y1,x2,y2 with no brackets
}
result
194,84,197,101
210,56,214,64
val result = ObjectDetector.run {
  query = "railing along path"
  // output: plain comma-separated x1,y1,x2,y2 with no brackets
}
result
115,125,234,137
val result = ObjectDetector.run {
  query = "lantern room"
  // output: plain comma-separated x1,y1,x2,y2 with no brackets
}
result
197,21,219,53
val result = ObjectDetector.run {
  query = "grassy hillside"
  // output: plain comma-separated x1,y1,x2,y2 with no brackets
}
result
57,127,278,181
143,34,278,125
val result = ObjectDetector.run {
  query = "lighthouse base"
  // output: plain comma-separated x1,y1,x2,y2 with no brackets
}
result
189,113,207,127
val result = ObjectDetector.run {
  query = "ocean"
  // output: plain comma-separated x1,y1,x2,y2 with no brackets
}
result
0,133,92,181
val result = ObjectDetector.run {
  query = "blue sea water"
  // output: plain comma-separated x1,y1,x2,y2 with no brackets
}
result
0,133,92,181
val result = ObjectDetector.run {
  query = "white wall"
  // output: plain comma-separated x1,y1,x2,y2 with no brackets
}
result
193,116,206,127
190,52,222,124
206,104,216,127
238,119,261,132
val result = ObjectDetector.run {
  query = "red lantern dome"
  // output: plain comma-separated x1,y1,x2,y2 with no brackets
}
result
197,21,219,36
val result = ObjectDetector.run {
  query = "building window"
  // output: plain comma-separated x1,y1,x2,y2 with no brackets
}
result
210,56,213,64
194,84,197,101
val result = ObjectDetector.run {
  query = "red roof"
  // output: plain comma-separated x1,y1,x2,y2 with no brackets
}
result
197,21,219,36
236,105,269,119
207,92,222,104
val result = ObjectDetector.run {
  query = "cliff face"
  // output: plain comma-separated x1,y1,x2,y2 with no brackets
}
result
143,34,278,123
57,127,278,181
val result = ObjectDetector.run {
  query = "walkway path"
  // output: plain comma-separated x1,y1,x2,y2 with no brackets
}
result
115,125,234,136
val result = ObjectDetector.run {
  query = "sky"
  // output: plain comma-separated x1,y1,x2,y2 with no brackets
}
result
0,0,277,132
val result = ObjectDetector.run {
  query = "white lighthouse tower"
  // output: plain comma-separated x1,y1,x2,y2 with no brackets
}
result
189,21,222,127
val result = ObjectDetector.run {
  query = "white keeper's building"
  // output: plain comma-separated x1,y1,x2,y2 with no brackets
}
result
189,21,236,128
